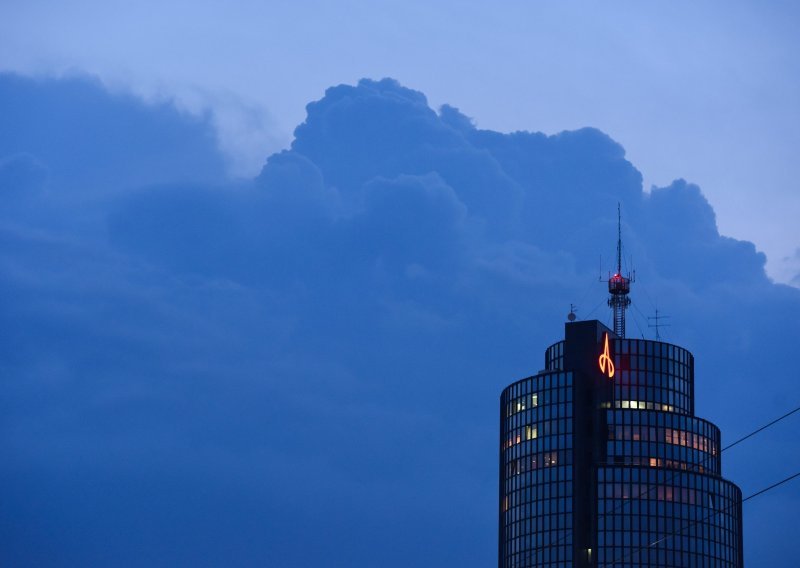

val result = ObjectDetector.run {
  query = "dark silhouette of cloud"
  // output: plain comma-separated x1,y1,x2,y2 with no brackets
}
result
1,74,797,567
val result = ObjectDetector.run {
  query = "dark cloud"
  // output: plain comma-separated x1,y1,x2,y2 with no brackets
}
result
355,173,468,267
0,73,227,195
641,179,768,288
291,78,522,236
1,74,797,567
0,153,48,197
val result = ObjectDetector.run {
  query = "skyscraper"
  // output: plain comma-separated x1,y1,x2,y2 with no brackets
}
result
498,217,744,567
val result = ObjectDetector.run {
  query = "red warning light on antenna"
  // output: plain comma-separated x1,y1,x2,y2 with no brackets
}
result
599,333,615,379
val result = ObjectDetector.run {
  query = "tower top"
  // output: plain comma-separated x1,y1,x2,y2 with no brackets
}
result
616,203,623,275
607,203,633,337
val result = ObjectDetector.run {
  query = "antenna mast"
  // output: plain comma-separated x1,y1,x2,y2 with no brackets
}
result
607,204,633,337
617,205,623,276
648,310,670,340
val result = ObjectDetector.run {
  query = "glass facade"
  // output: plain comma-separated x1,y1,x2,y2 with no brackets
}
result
545,341,565,372
499,321,743,568
596,466,742,567
610,338,694,416
606,410,721,475
500,371,575,567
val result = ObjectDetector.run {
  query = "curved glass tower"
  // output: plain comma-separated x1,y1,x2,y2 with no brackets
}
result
499,320,743,567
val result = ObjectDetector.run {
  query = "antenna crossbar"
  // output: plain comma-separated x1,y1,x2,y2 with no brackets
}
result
647,310,671,340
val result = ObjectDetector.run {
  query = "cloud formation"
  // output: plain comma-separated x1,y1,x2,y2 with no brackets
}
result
1,74,797,567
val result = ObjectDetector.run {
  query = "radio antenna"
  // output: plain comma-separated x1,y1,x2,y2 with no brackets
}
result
648,309,671,340
607,203,634,337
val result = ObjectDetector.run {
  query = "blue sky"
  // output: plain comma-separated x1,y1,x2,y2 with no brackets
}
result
1,3,799,567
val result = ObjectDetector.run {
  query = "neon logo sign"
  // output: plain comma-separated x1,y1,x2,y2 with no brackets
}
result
598,333,615,379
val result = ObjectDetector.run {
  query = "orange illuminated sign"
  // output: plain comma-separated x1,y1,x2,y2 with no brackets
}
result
599,333,615,379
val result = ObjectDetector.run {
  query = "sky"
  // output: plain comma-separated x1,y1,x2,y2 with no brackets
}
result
1,2,799,567
2,1,799,284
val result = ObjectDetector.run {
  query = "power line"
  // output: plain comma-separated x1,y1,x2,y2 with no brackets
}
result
722,405,800,452
610,470,800,565
741,470,800,502
584,297,607,321
574,275,599,317
520,402,800,555
629,299,650,339
627,301,647,339
594,403,800,523
605,403,800,503
634,274,659,312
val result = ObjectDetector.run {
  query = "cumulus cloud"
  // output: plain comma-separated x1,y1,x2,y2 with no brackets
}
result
0,72,227,195
1,73,797,567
